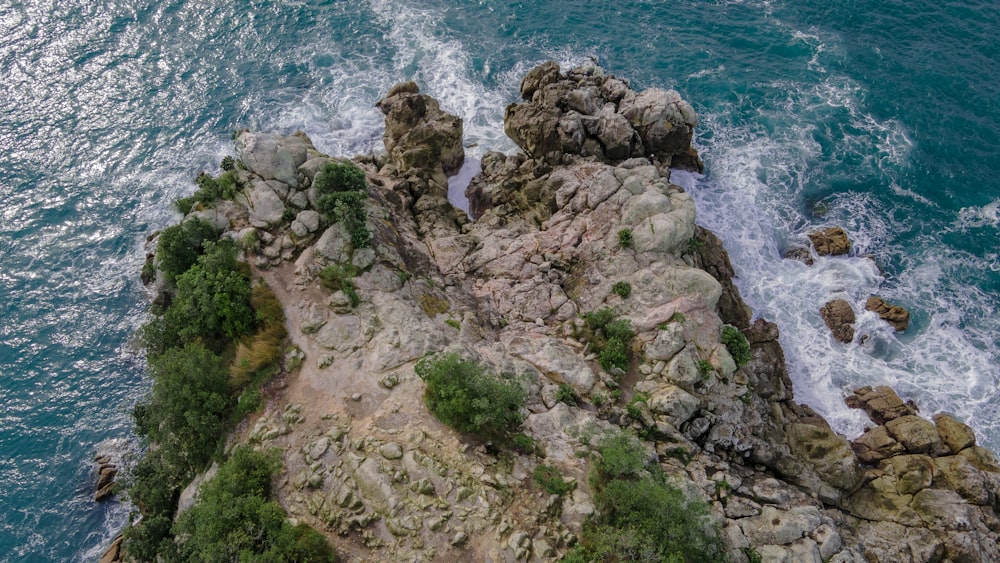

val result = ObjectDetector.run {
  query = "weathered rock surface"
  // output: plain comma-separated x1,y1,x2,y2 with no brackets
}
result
808,226,851,256
821,299,856,343
865,295,911,331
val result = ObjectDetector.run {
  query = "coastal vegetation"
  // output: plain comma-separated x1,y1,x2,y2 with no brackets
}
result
415,353,527,442
124,165,332,561
564,430,725,562
721,325,751,367
576,308,635,376
314,161,371,248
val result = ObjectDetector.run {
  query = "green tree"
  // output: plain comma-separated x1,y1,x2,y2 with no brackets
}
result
155,218,220,281
314,162,370,248
174,447,336,562
135,343,231,471
169,240,255,343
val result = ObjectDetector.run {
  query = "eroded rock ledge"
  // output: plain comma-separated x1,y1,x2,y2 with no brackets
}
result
162,62,1000,562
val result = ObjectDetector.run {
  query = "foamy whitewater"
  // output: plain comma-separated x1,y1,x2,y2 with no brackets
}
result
1,0,997,559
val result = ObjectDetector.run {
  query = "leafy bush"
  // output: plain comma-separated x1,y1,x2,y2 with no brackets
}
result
556,383,577,406
594,431,648,481
168,240,255,343
155,218,220,282
618,228,634,249
174,171,240,214
134,343,230,472
174,447,336,562
579,309,635,376
533,464,575,495
697,359,714,381
314,162,370,248
721,325,751,367
415,353,526,442
626,392,650,420
575,430,726,562
611,281,632,299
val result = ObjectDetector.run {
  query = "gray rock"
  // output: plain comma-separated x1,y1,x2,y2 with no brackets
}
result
379,442,403,460
247,181,286,228
296,209,321,233
315,223,352,262
236,131,311,187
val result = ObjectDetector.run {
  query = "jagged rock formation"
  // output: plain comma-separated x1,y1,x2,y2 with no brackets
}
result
822,299,857,343
866,296,911,331
157,63,1000,562
808,226,851,256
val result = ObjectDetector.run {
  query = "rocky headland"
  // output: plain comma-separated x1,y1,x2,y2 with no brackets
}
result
132,62,1000,562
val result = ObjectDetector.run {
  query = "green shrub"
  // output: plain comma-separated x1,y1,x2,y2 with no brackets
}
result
721,325,751,367
220,155,236,171
155,218,220,282
169,240,255,343
314,162,371,248
174,171,240,214
415,353,526,442
611,281,632,299
626,392,650,420
555,383,577,406
697,359,714,381
533,464,576,496
618,228,634,249
174,447,336,562
594,431,648,481
577,309,635,377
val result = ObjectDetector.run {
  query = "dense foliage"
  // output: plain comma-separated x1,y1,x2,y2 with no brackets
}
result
174,447,336,562
415,353,526,442
721,325,751,367
155,218,221,282
313,161,371,248
564,431,725,563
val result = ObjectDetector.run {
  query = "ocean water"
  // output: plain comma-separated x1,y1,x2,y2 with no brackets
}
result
1,0,997,559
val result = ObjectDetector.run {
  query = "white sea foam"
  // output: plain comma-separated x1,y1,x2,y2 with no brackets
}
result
956,199,1000,230
688,67,1000,448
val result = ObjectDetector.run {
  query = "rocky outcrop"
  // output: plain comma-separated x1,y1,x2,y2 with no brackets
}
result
808,226,851,256
821,298,856,343
866,295,911,331
376,81,464,199
837,386,1000,562
138,62,1000,562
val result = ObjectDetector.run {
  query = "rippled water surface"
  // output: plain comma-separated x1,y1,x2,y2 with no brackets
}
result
1,1,997,559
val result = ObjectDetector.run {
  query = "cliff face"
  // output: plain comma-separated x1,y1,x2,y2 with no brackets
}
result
174,63,1000,562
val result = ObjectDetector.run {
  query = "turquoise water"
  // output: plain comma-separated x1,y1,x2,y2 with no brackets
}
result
1,1,997,559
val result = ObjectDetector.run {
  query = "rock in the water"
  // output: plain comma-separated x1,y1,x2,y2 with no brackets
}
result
865,296,911,331
783,246,815,266
808,227,851,256
99,533,124,563
820,299,856,343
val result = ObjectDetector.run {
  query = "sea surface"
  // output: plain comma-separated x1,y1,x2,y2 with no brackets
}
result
1,0,997,559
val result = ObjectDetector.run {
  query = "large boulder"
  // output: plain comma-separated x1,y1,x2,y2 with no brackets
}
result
865,296,911,331
845,386,918,425
236,131,313,187
376,81,464,185
808,227,851,256
618,88,698,162
820,299,855,343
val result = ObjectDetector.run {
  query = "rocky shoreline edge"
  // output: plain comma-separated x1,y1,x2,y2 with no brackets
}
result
110,62,1000,562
